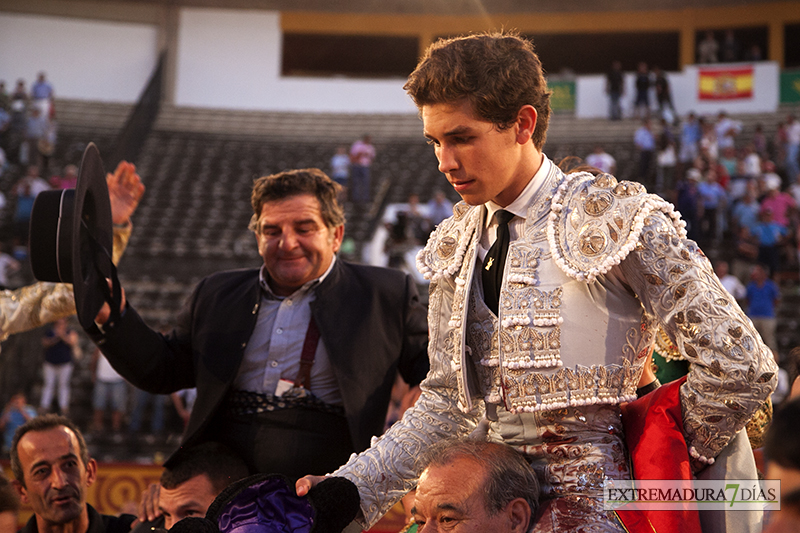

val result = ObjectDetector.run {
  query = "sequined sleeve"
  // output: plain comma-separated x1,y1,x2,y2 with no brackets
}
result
333,273,481,528
618,210,777,467
0,222,132,340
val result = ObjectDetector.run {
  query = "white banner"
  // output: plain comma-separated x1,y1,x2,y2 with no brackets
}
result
604,479,780,511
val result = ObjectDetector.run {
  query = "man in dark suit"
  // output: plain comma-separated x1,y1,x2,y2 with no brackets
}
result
90,168,429,482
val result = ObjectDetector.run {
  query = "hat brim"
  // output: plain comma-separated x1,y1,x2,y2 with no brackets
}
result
29,143,114,329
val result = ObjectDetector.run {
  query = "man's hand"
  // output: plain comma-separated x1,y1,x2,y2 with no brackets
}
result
94,282,126,326
107,161,145,225
295,475,328,497
138,482,162,523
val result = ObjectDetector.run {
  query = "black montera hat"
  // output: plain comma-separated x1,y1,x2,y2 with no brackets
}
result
29,143,121,330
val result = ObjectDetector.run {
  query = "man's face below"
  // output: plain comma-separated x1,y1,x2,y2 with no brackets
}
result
422,101,536,208
412,458,522,533
255,194,344,297
159,474,218,529
15,426,95,527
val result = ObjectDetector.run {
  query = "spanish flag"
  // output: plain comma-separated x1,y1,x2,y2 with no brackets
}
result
698,67,754,100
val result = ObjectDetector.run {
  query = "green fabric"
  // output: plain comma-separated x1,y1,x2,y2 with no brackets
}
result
652,349,690,384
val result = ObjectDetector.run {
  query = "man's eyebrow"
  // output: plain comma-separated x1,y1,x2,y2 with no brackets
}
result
424,125,473,140
443,126,473,137
176,502,203,512
436,502,465,513
29,453,77,472
261,218,317,228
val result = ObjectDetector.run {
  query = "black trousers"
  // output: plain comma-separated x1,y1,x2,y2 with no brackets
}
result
210,406,354,480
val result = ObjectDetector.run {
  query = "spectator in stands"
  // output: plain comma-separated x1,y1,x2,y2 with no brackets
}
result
16,164,51,196
605,60,624,120
728,159,751,203
714,260,746,300
585,145,616,175
732,180,762,268
39,318,80,416
1,392,36,454
789,171,800,207
697,165,728,249
652,66,676,124
753,123,768,160
715,111,741,153
427,189,453,226
10,414,136,533
751,208,788,278
746,263,780,355
128,388,165,443
0,81,10,111
785,114,800,185
656,118,678,197
0,241,21,289
50,163,79,190
411,438,539,533
634,118,656,188
760,174,796,230
720,30,740,63
633,62,651,119
170,388,197,436
10,80,29,130
719,146,738,178
743,143,762,178
385,196,429,271
349,134,376,203
30,72,54,117
22,106,48,167
697,30,720,63
0,106,10,156
90,347,127,438
679,112,702,165
329,145,350,192
89,168,429,480
132,442,249,530
0,472,20,532
744,43,764,62
699,116,719,162
677,169,703,242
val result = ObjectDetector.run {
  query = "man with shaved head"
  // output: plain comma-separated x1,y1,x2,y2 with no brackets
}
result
10,414,135,533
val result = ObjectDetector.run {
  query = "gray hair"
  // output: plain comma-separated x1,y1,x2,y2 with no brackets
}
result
417,437,539,519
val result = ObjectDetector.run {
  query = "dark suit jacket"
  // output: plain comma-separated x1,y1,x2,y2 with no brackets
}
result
90,260,429,460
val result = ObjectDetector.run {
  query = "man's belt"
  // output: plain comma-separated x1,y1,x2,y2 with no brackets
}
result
226,389,345,417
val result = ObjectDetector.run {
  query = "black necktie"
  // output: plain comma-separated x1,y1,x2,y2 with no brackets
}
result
482,209,514,315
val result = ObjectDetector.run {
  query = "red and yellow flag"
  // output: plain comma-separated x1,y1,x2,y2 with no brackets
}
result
698,67,754,100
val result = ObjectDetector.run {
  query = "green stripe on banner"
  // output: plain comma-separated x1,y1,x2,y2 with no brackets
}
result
780,69,800,104
549,80,576,112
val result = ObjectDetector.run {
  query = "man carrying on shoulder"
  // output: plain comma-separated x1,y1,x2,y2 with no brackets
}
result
132,441,249,529
10,414,135,533
299,32,776,532
412,438,538,533
92,168,429,480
